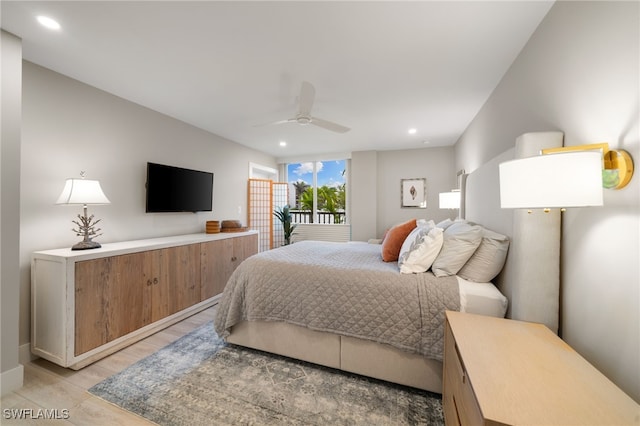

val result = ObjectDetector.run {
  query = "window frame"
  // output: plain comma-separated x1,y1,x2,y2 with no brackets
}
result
285,159,349,225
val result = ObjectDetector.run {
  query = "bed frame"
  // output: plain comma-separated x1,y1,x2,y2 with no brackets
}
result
227,132,563,393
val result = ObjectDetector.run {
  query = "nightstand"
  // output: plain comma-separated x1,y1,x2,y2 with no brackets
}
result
443,311,639,425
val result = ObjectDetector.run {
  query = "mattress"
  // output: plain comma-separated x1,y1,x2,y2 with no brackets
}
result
457,276,508,318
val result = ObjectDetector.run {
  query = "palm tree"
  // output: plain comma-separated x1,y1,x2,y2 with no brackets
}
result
299,185,346,224
318,186,343,223
317,186,335,210
300,187,314,211
292,181,309,208
336,183,346,210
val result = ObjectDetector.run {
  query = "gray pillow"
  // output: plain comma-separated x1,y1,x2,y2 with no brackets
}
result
458,229,510,282
432,221,483,277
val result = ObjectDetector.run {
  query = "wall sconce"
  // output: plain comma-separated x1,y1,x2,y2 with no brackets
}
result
540,143,634,190
56,172,111,250
439,169,464,217
500,151,603,212
499,143,634,212
439,190,461,209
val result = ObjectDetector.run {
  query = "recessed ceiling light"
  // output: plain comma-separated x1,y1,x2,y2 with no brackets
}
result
36,15,61,30
408,128,417,135
279,141,287,147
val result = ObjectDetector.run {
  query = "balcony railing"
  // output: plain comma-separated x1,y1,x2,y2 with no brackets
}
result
290,209,346,224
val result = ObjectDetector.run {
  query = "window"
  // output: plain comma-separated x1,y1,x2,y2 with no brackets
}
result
286,160,347,224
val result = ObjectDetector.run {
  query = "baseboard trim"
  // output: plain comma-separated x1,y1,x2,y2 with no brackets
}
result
1,364,24,396
19,342,36,366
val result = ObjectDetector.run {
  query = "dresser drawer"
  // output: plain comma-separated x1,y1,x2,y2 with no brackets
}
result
444,319,483,426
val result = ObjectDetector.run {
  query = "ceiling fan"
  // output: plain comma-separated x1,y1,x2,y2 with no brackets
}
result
257,81,350,133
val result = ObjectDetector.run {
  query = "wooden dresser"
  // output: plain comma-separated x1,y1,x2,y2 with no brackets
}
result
31,231,258,369
443,311,639,426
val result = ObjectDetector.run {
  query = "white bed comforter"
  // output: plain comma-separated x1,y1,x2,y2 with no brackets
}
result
214,241,460,361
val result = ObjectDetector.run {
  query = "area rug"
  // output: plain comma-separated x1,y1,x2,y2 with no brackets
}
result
89,321,444,425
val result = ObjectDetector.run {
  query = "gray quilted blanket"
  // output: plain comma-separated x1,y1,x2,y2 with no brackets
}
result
214,241,460,361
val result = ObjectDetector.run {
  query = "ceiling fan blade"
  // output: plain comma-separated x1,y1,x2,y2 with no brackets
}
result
254,81,348,133
310,117,350,133
298,81,315,116
253,118,296,127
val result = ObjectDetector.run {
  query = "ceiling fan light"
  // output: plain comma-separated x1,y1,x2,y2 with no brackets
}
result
296,116,312,125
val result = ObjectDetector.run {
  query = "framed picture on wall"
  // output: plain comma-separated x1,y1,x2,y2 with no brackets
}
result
401,178,427,208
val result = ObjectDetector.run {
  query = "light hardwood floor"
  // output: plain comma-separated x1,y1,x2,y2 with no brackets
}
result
1,306,217,425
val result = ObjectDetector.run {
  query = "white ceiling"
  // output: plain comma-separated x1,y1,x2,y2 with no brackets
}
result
1,1,554,159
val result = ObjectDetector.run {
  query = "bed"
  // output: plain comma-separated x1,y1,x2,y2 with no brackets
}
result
214,131,563,394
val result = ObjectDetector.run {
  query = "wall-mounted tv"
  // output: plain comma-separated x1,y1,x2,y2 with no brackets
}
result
146,162,214,213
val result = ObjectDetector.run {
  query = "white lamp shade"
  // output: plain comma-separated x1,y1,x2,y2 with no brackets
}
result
439,191,461,209
499,151,603,209
56,179,111,205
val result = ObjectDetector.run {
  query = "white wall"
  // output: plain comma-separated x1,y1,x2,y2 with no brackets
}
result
1,30,25,396
455,1,639,402
18,62,277,351
376,147,457,235
350,146,456,241
350,151,378,241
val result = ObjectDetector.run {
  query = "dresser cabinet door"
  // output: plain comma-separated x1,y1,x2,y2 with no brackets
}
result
160,244,201,316
233,232,258,265
200,238,234,300
200,234,259,300
75,250,158,355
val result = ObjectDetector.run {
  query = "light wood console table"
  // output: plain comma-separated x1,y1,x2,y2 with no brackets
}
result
31,231,257,369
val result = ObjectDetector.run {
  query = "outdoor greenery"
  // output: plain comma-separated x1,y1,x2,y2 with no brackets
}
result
293,183,345,224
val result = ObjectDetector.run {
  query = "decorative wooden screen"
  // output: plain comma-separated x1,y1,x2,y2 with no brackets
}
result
248,179,272,252
271,182,288,248
248,179,288,251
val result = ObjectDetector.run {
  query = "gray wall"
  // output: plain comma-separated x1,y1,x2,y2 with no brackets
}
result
16,62,277,358
1,30,24,395
455,1,639,402
350,151,378,241
350,147,457,241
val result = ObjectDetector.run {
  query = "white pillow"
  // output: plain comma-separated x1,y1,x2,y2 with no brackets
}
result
458,228,510,282
432,221,483,277
398,225,444,274
436,218,454,230
417,219,436,229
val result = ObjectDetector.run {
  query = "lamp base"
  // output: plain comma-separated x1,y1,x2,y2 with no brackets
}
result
71,240,102,250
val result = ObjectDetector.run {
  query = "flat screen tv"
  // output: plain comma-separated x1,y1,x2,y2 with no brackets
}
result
146,162,213,213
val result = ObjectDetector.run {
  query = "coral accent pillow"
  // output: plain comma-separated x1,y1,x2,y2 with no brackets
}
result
381,219,417,262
